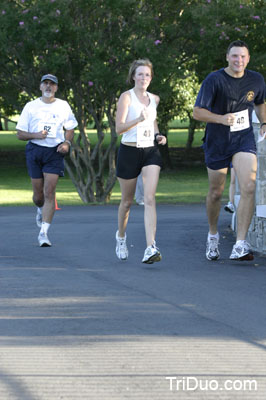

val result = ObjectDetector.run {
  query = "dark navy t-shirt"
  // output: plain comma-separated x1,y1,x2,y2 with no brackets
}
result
194,68,266,161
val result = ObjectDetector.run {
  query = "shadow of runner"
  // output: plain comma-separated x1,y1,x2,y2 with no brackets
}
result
0,369,37,400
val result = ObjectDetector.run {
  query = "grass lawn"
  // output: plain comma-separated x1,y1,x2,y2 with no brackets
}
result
0,130,230,206
0,129,205,150
0,164,230,207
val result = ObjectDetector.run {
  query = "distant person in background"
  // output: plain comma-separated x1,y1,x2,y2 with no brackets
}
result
224,165,235,214
135,173,144,205
193,40,266,261
115,59,167,264
16,74,78,247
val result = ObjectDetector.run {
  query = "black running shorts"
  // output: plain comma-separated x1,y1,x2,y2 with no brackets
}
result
116,143,163,179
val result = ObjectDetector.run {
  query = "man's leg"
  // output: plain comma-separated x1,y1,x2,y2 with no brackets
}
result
206,167,228,234
232,152,257,241
229,152,256,260
42,172,59,223
206,167,227,260
31,178,44,208
37,173,59,247
31,178,45,227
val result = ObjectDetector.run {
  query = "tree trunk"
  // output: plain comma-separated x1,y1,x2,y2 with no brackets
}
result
159,137,173,170
158,126,172,170
186,116,197,151
63,100,118,204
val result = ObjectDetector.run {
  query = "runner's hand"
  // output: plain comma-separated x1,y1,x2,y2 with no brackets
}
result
36,130,48,139
222,113,235,126
139,107,149,122
156,134,167,145
57,142,70,154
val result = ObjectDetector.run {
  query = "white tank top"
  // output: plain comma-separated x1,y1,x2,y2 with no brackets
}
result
121,89,157,143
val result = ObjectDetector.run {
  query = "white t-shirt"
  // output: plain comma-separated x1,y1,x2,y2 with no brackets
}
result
16,97,78,147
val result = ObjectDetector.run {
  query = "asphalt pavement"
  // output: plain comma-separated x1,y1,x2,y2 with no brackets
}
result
0,204,265,400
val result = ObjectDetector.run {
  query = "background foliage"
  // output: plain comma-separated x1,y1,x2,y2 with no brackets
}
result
0,0,265,202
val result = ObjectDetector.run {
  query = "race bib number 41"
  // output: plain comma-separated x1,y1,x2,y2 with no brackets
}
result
136,124,154,148
230,109,250,132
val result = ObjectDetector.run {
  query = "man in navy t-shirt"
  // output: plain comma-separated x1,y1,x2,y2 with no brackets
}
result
193,40,266,261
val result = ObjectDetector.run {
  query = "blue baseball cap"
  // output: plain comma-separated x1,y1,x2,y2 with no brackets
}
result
41,74,58,84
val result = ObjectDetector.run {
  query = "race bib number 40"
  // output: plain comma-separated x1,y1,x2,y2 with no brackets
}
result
137,124,154,148
230,109,250,132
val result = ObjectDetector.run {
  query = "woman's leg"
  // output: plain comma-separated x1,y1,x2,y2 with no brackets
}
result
117,177,137,237
142,165,161,247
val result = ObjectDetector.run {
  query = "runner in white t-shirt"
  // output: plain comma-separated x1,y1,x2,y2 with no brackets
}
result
16,74,78,247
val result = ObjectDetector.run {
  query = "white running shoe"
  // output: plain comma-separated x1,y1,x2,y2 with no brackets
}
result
38,232,52,247
230,240,254,261
116,231,128,260
142,242,162,264
224,202,235,214
36,209,42,228
206,236,220,261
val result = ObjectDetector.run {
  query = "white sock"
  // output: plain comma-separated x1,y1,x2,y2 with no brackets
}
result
208,232,219,240
40,222,50,234
37,207,42,214
236,239,245,246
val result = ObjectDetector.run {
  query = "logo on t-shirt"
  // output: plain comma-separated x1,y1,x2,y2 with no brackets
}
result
246,91,255,101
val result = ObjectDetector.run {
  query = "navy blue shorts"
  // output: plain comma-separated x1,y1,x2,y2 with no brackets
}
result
116,143,163,179
26,142,65,179
204,132,256,170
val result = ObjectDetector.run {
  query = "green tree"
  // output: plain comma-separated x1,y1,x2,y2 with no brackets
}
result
1,0,265,203
0,0,193,200
183,0,266,81
180,0,266,151
174,71,202,150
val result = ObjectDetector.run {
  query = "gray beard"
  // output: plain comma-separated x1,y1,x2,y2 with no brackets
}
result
44,91,53,98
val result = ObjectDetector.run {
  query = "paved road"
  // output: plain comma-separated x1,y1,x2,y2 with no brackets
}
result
0,204,265,399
